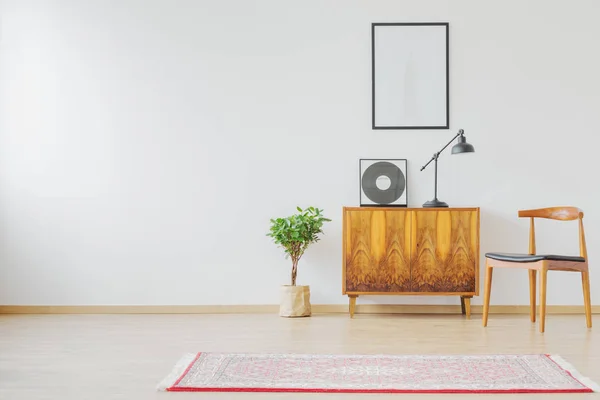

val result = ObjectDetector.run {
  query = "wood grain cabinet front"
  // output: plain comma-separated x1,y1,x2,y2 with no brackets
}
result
342,207,480,318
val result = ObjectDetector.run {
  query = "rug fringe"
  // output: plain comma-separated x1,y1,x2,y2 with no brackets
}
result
548,354,600,392
156,353,197,391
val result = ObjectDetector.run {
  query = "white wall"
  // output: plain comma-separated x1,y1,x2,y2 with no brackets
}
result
1,0,598,306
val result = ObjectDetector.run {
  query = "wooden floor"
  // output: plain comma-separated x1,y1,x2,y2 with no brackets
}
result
0,313,598,399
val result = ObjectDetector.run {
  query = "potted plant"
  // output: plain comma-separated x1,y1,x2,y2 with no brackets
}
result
267,206,331,317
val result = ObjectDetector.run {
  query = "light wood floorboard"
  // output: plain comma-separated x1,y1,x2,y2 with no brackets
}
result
0,313,598,399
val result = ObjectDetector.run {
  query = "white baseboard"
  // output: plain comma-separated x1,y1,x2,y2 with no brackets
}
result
0,304,598,314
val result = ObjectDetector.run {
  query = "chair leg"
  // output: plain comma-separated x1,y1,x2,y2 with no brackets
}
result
582,271,592,328
539,268,548,333
529,269,537,323
483,266,493,327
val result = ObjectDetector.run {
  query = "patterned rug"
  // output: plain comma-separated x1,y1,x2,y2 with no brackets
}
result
157,352,599,394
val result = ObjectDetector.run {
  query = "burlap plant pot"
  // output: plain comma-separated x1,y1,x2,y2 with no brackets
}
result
279,285,311,317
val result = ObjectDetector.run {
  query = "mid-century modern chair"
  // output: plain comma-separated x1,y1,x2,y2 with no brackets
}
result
482,207,592,333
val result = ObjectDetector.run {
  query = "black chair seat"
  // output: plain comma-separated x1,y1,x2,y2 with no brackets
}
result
485,252,585,263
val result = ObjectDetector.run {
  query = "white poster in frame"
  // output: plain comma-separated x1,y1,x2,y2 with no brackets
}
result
372,22,449,130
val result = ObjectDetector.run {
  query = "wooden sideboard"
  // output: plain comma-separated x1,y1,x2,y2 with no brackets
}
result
342,207,480,318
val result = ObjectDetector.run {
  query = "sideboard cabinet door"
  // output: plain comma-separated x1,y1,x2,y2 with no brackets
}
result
343,209,411,293
410,210,479,294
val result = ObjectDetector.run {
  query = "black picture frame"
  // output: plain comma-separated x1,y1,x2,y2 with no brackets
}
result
359,158,408,207
371,22,450,130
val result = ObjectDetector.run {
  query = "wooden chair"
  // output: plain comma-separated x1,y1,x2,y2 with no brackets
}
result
482,207,592,333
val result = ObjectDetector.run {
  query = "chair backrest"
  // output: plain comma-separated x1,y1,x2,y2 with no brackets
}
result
518,207,587,259
518,206,583,221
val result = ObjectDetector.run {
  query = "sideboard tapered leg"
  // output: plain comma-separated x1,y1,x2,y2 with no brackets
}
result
348,295,358,318
461,295,473,319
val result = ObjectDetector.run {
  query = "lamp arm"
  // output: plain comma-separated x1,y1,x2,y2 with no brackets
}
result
419,154,437,171
420,129,464,171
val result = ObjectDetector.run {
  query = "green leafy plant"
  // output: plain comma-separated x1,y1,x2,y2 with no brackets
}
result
267,206,331,286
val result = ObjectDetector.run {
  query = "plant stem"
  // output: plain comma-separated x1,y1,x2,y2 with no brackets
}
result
291,258,298,286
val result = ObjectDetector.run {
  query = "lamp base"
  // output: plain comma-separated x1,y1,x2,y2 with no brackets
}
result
422,198,449,208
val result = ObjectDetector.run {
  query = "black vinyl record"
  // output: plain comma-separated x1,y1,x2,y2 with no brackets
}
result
360,159,407,206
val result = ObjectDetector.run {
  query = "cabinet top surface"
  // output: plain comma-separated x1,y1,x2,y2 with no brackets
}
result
344,206,479,211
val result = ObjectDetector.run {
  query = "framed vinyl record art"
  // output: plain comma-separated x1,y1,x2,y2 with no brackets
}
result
359,159,407,207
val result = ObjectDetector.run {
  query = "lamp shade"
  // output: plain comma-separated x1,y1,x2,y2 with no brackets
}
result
451,132,475,154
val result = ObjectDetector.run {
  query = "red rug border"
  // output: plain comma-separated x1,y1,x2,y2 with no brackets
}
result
544,354,590,390
170,352,201,388
165,352,594,394
167,387,592,394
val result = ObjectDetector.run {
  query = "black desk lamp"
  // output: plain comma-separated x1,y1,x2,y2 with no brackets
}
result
420,129,475,208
